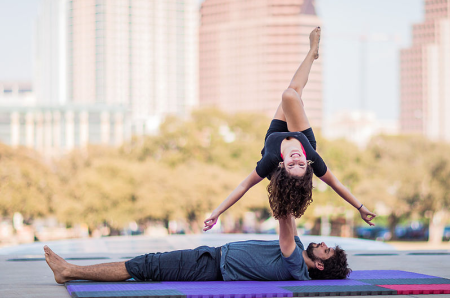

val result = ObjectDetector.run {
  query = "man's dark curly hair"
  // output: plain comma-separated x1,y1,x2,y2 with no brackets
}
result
267,164,314,219
308,246,352,279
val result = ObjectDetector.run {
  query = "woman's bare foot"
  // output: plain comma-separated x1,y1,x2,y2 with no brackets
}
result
44,245,73,284
309,27,321,59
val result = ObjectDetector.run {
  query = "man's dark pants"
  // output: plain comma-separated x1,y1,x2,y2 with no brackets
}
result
125,246,223,281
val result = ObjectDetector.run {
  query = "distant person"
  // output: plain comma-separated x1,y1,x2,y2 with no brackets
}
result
44,215,351,283
204,27,376,231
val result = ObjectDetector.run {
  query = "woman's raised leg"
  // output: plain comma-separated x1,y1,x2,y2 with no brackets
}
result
273,27,321,132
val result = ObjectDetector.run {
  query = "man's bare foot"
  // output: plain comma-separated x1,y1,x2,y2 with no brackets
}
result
44,245,73,284
309,27,321,59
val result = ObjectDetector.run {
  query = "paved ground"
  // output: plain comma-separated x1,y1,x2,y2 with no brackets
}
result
0,235,449,298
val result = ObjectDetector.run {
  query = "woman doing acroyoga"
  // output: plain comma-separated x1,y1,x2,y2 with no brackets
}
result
204,27,376,231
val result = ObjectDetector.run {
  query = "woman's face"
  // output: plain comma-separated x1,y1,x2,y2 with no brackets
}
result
283,148,307,177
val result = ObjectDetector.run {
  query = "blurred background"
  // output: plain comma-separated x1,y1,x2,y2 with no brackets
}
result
0,0,449,249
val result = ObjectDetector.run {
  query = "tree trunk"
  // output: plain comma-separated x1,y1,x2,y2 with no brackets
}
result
320,215,331,236
428,210,447,245
388,213,399,240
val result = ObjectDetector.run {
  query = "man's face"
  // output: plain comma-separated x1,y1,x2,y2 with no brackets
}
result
306,242,335,262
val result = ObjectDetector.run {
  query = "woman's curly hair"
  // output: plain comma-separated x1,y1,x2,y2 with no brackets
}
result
267,163,314,219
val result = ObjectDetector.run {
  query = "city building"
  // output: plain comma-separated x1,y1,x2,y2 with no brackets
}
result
0,82,128,155
0,82,35,107
33,0,67,106
400,0,450,141
323,110,399,148
199,0,323,128
34,0,199,136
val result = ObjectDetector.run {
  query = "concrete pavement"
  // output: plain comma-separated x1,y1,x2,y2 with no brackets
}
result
0,234,449,298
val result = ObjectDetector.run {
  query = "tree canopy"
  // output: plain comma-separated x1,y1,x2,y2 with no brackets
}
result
0,109,449,240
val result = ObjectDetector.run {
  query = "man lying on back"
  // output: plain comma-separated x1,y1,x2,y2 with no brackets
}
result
44,215,351,283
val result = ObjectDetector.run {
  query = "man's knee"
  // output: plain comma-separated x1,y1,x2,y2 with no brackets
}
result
125,254,152,281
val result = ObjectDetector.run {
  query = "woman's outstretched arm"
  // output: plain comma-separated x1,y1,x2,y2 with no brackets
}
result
319,169,377,226
203,170,263,231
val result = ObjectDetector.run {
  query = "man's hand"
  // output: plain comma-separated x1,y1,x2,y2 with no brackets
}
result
203,211,220,231
359,206,376,226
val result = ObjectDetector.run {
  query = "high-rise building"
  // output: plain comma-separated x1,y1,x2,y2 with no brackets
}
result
199,0,323,128
34,0,199,136
400,0,450,140
68,0,198,134
33,0,67,106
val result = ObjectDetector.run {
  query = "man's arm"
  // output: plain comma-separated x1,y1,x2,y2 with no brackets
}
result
291,216,298,237
279,215,297,258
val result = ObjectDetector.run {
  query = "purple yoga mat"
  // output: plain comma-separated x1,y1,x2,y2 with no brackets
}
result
67,279,368,296
66,271,450,298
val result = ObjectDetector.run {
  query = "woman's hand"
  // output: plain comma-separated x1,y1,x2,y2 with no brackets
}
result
359,206,376,226
319,170,377,227
203,211,220,231
203,170,263,232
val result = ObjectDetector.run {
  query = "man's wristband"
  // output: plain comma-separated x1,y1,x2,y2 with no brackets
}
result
357,204,364,211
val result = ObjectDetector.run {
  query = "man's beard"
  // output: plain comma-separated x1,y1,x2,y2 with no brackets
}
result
306,242,320,261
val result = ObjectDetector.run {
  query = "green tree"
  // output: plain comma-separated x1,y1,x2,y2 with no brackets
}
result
0,144,58,221
365,135,450,242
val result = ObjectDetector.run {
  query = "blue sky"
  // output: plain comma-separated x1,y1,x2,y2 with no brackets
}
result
0,0,424,120
316,0,423,120
0,0,40,81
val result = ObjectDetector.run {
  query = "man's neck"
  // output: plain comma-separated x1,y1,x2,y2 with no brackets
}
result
302,250,315,270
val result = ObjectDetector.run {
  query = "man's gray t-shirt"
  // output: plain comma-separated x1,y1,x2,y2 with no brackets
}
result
220,236,310,281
